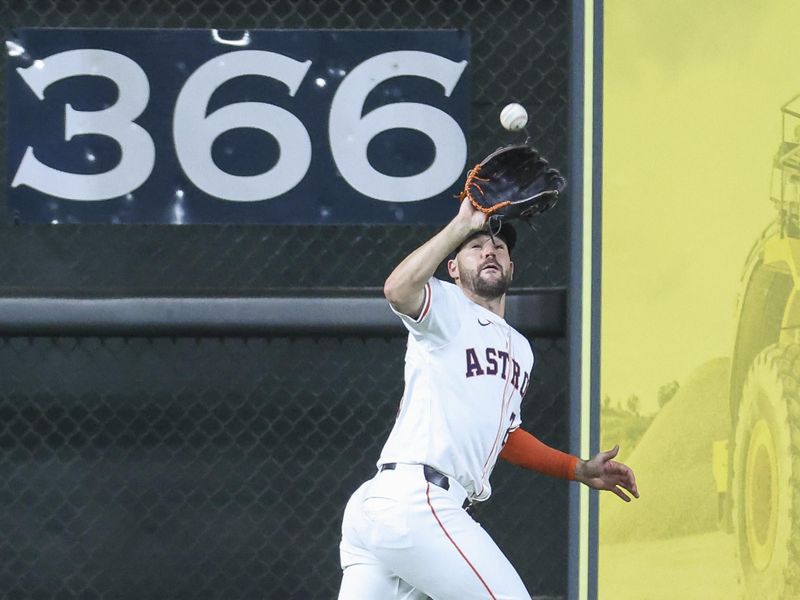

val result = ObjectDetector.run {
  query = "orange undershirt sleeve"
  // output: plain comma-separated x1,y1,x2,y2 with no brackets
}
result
499,428,578,480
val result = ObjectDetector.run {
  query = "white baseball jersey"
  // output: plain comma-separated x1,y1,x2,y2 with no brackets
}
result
378,277,534,502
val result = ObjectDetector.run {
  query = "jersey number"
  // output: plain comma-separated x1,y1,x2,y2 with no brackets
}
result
501,412,516,448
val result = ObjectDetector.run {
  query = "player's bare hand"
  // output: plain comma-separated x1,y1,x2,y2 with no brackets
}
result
574,445,639,502
456,195,489,234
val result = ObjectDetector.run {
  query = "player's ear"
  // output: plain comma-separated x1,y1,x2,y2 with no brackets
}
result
447,258,459,280
509,260,514,281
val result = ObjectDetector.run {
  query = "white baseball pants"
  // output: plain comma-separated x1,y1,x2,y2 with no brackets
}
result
338,463,531,600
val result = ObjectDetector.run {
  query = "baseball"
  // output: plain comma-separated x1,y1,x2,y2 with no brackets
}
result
500,103,528,131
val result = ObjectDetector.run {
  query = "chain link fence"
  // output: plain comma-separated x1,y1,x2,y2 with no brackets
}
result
0,336,569,599
0,0,572,598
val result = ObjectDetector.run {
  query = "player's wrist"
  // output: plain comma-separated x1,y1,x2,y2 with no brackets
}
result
573,458,588,483
448,212,482,243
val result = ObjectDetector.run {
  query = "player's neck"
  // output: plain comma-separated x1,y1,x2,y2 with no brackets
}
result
460,287,506,318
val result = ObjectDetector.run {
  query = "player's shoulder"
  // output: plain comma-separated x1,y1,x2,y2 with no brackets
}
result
508,324,535,363
432,277,457,293
509,325,531,347
430,278,468,305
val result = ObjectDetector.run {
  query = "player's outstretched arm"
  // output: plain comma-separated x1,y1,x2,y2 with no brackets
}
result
499,430,639,502
499,427,578,480
574,445,640,502
383,199,486,318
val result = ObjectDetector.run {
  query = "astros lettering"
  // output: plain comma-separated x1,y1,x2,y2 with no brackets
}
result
465,347,530,395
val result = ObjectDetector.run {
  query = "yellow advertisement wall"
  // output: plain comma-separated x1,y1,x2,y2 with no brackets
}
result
600,2,800,598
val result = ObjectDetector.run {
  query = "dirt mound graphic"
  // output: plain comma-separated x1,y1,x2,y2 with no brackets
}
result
600,357,730,543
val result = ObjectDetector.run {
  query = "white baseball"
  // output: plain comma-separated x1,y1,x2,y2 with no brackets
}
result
500,103,528,131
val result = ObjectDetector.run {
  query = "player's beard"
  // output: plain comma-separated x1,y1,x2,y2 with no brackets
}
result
460,264,511,299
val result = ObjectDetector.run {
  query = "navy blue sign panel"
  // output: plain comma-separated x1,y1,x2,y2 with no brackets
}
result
7,29,471,224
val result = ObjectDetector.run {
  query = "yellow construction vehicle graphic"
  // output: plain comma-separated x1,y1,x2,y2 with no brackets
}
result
715,94,800,599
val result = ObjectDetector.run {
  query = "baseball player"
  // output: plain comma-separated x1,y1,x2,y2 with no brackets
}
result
337,197,639,600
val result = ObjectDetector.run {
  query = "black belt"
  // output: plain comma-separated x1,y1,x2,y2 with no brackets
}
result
380,463,473,512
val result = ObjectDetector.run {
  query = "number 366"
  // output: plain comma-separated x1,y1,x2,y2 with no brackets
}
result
12,49,468,203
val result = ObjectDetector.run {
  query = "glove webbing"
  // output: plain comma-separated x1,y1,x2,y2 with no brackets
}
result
458,163,512,216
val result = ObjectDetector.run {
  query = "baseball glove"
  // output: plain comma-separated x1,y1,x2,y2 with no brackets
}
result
458,144,566,222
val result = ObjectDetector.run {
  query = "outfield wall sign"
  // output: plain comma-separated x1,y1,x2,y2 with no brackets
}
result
7,29,470,224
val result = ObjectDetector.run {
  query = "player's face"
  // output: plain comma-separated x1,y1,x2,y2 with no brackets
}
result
449,234,514,299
